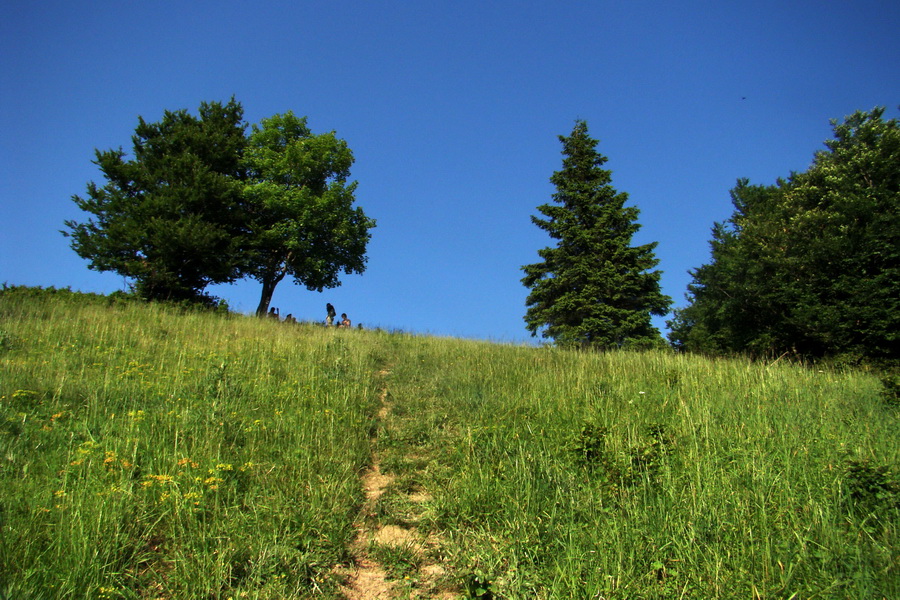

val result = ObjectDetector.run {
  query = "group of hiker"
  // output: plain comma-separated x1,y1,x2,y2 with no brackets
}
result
266,302,354,328
325,303,352,328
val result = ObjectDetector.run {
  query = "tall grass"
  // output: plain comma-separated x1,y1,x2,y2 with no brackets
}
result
0,288,389,598
377,338,898,599
2,288,897,599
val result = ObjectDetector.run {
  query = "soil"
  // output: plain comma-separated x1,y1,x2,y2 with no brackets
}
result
338,369,460,600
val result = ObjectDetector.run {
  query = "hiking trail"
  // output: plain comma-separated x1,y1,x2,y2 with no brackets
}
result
338,368,458,600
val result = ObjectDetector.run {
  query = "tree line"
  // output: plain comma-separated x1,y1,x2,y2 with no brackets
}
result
63,99,375,316
667,108,898,367
522,108,897,368
64,100,897,367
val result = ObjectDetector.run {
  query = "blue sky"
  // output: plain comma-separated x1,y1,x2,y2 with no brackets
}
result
2,1,898,343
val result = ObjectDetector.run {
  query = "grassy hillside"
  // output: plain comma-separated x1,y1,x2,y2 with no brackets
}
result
1,288,897,599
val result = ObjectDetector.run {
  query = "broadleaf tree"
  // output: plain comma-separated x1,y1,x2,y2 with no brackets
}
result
669,107,899,365
522,120,671,348
242,112,375,316
666,180,791,356
63,99,249,303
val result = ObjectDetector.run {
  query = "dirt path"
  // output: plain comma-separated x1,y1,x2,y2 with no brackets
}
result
339,369,458,600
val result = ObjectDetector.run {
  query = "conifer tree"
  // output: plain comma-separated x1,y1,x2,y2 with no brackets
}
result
64,99,248,304
522,120,671,348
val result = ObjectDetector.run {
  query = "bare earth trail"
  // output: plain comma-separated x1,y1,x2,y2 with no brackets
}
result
339,368,458,600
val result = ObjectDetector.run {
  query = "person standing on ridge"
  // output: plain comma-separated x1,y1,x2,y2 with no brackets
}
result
326,303,336,326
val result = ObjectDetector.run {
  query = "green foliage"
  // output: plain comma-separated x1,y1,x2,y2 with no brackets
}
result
880,373,900,408
571,422,676,490
64,100,249,303
843,459,900,516
0,289,381,598
64,103,374,311
671,107,900,366
379,338,897,598
242,112,375,316
522,120,671,348
464,571,494,599
570,422,610,470
3,290,898,598
369,542,421,579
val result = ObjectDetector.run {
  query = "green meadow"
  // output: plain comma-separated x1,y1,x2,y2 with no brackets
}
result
1,287,897,599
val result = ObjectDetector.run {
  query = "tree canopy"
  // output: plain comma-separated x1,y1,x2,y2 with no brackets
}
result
64,99,249,303
242,112,375,316
669,107,899,366
64,101,374,310
522,120,671,348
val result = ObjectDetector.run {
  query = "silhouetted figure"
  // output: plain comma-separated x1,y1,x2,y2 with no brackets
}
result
268,307,279,320
326,303,336,326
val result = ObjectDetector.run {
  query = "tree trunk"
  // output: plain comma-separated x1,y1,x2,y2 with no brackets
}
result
255,272,286,317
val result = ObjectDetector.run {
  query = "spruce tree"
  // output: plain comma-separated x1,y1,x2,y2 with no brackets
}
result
522,120,671,348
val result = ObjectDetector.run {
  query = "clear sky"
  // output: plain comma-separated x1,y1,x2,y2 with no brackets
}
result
2,1,898,344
